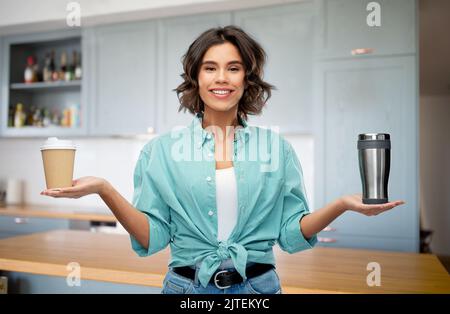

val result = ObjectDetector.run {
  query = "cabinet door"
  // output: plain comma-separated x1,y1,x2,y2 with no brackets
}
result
156,13,231,134
234,2,315,134
0,37,3,136
316,0,416,59
313,56,419,251
90,21,157,135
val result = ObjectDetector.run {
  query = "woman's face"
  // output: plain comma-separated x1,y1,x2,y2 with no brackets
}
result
198,42,246,113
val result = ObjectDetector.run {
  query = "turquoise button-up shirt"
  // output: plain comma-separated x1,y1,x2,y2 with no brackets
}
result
130,113,317,288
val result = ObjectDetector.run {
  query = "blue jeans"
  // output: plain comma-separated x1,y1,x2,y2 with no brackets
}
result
161,264,282,294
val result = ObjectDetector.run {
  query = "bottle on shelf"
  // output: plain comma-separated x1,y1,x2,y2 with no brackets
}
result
51,108,61,126
43,53,52,82
73,51,82,80
59,51,67,81
50,50,59,81
69,104,79,127
24,56,38,83
65,52,74,81
32,107,43,127
8,106,14,127
26,105,35,126
61,107,71,127
42,108,51,127
14,103,26,127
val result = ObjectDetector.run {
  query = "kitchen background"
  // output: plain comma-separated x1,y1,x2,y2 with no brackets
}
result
0,0,448,265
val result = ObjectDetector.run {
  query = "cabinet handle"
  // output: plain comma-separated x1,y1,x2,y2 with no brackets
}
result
318,237,337,243
14,217,29,224
322,226,336,232
351,48,374,55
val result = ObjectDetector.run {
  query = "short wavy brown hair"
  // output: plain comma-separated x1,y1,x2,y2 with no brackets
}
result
175,25,275,121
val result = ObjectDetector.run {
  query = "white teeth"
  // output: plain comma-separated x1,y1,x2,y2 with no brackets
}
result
211,90,231,95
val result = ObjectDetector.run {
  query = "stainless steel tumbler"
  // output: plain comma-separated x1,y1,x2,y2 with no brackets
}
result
357,133,391,204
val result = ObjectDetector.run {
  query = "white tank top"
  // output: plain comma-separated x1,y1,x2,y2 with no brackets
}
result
215,166,238,242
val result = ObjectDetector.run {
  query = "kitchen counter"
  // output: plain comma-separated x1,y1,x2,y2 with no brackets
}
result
0,204,116,223
0,230,449,294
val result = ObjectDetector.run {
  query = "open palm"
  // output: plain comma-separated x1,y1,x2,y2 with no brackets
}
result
41,176,106,199
341,194,405,216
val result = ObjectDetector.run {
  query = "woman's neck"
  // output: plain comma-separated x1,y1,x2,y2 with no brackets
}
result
202,107,240,141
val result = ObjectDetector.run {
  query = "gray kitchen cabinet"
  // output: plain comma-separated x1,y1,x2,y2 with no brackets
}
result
156,13,232,134
89,21,157,136
0,37,3,135
0,216,70,239
233,2,316,134
313,55,419,252
315,0,416,59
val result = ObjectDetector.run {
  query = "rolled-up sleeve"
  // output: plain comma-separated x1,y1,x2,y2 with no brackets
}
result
130,143,171,257
278,141,317,253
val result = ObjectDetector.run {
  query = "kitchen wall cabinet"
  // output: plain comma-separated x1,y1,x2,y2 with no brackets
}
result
0,29,87,137
155,13,232,134
315,0,416,59
88,21,158,136
233,2,316,133
313,56,419,252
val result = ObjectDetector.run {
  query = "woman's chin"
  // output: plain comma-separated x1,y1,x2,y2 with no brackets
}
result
205,102,238,113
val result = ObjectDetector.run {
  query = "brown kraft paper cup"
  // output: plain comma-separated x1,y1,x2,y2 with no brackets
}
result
40,137,76,189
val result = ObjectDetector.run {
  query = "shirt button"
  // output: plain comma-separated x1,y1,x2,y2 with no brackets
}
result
208,210,214,216
208,152,213,157
206,133,212,139
206,176,212,182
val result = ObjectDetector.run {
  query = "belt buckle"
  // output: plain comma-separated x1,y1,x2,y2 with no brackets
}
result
214,270,231,289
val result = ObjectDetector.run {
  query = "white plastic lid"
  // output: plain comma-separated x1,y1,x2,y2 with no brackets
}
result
40,137,76,150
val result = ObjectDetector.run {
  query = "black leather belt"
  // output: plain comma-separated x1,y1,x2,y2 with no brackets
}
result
173,263,274,289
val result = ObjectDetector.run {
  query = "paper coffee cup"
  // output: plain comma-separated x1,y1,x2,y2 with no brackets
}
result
40,137,76,189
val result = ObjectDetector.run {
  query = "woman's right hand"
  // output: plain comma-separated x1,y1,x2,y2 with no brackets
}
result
40,176,108,199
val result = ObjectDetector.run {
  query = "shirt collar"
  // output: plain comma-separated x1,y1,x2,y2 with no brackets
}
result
190,112,251,148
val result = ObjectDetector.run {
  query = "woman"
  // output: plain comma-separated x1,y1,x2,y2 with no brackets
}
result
41,26,405,294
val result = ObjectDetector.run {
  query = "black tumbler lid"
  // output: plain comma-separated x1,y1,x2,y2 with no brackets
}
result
358,133,390,141
357,133,391,150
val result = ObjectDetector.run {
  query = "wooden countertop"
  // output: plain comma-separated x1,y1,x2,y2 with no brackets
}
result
0,204,116,223
0,230,448,294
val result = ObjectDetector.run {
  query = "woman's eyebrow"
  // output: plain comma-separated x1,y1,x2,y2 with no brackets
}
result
202,60,243,66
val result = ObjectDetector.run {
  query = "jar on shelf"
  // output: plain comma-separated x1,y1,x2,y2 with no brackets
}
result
14,103,26,127
24,56,38,83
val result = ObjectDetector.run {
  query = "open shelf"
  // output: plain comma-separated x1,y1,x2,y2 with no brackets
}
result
10,80,81,91
2,32,85,137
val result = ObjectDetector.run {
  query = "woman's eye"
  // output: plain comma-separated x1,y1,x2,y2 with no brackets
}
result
205,67,215,71
230,67,240,72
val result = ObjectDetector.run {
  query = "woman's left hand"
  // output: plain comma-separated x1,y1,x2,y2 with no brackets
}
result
339,194,405,216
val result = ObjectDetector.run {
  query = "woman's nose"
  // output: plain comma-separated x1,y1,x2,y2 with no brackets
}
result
215,69,229,83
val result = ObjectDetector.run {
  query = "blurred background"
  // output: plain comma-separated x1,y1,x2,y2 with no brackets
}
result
0,0,448,293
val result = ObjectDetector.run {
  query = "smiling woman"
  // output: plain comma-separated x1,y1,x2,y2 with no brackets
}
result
175,25,275,121
41,25,405,295
199,43,246,113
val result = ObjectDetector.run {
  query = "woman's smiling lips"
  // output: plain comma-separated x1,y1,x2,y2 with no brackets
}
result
209,88,234,99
